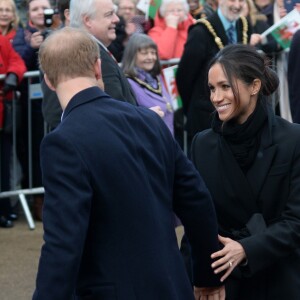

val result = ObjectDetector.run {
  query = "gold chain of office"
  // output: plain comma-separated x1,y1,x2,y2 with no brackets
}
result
197,16,248,49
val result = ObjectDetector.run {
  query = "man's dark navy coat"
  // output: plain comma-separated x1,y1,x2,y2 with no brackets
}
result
33,87,221,300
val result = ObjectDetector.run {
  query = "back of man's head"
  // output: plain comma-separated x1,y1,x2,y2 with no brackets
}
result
39,27,99,88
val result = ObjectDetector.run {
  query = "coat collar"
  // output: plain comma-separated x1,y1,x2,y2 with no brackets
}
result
62,86,108,120
246,104,277,199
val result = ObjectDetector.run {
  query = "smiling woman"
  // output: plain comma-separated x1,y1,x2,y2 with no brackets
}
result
191,44,300,299
122,33,174,135
0,0,20,39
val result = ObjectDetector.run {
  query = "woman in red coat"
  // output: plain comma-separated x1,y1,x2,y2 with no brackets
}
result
0,35,26,227
0,0,21,42
148,0,194,60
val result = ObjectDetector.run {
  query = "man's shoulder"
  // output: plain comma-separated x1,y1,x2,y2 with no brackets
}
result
189,12,222,38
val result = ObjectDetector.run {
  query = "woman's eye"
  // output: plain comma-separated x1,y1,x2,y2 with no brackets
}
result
222,84,230,89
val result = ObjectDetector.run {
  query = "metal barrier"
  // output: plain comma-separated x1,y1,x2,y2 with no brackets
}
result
0,70,44,230
0,52,292,230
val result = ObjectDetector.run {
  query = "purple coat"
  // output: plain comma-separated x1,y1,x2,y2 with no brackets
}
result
127,76,174,135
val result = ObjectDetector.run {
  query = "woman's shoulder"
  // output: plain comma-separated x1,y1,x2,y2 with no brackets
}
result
192,128,216,146
273,115,300,142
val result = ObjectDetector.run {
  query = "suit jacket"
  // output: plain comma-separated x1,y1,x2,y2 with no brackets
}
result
33,87,221,300
191,106,300,299
41,41,137,129
99,43,136,105
176,12,252,137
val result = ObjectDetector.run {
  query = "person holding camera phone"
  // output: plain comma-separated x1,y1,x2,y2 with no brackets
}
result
12,0,53,221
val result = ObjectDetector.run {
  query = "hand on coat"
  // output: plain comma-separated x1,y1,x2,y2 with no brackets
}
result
194,285,226,300
149,105,165,118
211,235,246,282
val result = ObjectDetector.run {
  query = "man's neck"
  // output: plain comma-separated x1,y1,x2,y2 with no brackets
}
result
55,77,99,110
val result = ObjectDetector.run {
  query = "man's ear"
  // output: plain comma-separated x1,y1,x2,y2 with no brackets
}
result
94,58,102,80
44,74,55,91
83,14,91,29
64,9,70,25
94,58,105,90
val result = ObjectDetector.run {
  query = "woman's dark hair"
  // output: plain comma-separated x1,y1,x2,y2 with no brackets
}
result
208,44,279,111
121,33,161,78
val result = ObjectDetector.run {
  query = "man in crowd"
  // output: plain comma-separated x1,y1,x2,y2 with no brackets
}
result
176,0,258,148
42,0,163,130
70,0,137,105
33,27,225,299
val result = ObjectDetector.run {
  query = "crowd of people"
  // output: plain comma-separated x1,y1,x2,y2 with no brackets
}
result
1,0,300,298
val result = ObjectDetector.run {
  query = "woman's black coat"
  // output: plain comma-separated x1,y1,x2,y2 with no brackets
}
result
191,107,300,299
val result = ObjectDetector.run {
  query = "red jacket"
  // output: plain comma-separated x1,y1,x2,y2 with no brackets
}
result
0,35,26,129
148,12,194,60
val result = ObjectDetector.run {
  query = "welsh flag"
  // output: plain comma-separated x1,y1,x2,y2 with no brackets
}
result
137,0,161,19
162,65,182,111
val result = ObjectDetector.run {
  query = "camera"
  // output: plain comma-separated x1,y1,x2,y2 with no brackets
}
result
41,8,57,40
44,8,55,28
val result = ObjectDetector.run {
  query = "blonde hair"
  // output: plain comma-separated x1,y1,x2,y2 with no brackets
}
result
39,27,100,87
245,0,267,26
0,0,20,32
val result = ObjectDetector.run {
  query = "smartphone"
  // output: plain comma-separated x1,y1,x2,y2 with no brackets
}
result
284,0,299,13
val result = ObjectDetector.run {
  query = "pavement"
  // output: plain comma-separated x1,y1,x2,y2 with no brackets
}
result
0,214,43,300
0,211,184,300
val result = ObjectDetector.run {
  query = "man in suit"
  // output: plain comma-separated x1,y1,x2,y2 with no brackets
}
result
33,27,225,300
42,0,163,130
176,0,257,148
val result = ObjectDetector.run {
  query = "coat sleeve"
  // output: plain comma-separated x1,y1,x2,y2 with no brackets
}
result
6,39,26,83
12,28,38,70
33,132,92,300
172,141,222,287
176,24,208,114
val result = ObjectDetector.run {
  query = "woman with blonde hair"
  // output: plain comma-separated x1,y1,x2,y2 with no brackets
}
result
242,0,281,54
0,0,21,41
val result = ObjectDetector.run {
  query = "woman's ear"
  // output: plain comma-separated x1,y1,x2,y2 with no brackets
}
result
251,79,261,96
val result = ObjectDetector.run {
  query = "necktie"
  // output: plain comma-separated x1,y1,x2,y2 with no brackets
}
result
227,24,235,44
108,50,118,63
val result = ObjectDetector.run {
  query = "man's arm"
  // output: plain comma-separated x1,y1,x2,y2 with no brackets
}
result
172,142,222,288
33,132,92,300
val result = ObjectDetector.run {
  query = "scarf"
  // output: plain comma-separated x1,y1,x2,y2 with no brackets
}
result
212,102,267,172
135,68,158,89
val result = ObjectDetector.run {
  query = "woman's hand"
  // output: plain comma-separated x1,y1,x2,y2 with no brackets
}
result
165,13,181,29
30,31,44,49
211,235,247,282
250,33,262,46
